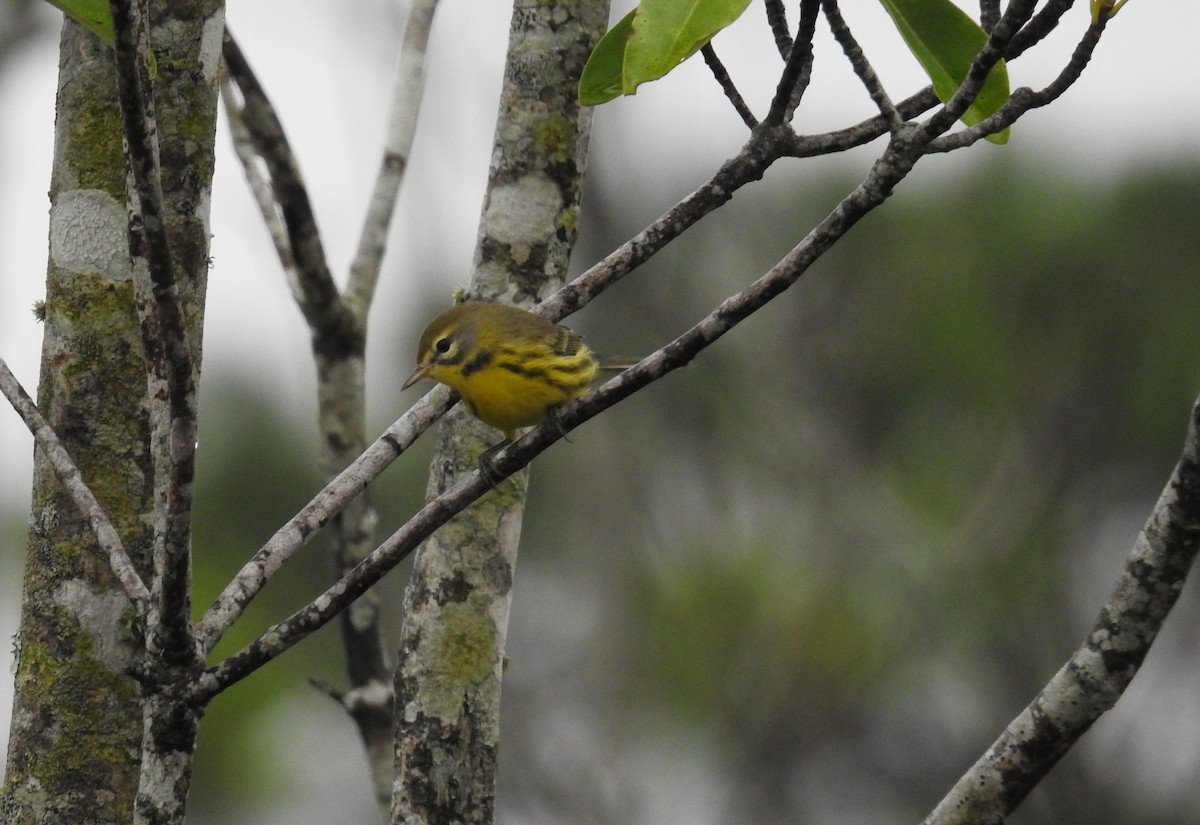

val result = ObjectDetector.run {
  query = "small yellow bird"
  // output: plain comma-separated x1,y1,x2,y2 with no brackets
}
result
402,301,637,443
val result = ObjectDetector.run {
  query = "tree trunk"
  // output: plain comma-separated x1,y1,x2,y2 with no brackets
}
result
391,1,609,823
1,5,221,821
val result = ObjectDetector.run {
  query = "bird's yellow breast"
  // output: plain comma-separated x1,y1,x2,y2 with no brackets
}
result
430,342,599,438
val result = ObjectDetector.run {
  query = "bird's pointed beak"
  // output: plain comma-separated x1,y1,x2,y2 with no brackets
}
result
402,364,431,391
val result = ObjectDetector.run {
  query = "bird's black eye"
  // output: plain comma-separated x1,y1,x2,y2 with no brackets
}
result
434,337,452,355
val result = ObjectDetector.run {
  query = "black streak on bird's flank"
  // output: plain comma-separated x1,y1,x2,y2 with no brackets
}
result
498,361,544,380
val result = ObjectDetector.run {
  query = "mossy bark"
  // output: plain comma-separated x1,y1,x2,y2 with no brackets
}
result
1,3,222,821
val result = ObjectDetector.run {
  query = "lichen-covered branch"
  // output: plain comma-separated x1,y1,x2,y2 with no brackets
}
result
108,0,201,664
194,386,456,652
0,357,151,617
220,33,296,278
344,0,440,316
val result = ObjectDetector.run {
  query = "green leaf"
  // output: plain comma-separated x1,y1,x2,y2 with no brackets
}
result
579,0,753,105
878,0,1011,144
623,0,753,95
40,0,159,78
580,9,637,106
43,0,115,45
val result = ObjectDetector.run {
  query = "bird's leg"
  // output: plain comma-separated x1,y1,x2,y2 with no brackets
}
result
477,438,512,486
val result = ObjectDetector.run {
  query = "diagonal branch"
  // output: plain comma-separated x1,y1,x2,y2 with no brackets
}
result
196,128,784,653
0,357,152,619
702,43,757,129
220,55,297,281
765,0,820,126
921,0,1037,140
193,385,456,652
823,0,901,128
543,140,785,319
927,21,1107,153
1008,0,1074,60
763,0,792,58
220,31,361,354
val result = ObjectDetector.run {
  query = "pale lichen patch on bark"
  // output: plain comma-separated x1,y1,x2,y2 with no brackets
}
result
53,580,138,674
49,190,131,282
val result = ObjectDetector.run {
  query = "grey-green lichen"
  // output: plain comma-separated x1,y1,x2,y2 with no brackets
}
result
422,598,499,704
531,114,575,163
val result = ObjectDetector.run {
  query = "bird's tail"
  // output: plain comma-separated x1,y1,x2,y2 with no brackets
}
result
596,354,642,372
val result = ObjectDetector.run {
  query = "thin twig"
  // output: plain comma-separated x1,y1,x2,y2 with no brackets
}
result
220,61,297,283
701,43,757,129
927,22,1106,153
540,140,786,319
980,0,1001,31
763,0,792,58
922,0,1038,141
923,397,1200,825
765,0,820,126
781,87,940,157
107,0,198,659
345,0,440,316
782,0,1071,158
1009,0,1074,60
0,358,152,618
220,31,360,352
780,0,1063,158
823,0,901,128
